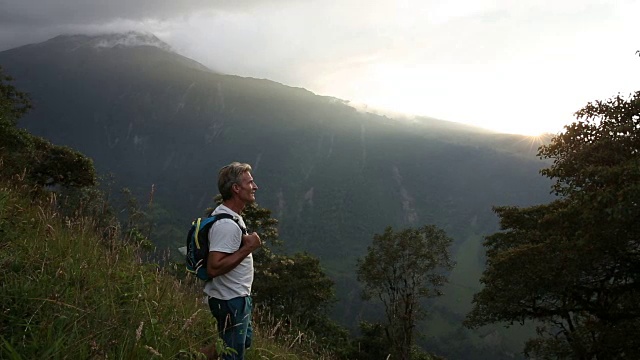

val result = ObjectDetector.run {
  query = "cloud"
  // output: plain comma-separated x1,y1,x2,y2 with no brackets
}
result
1,0,638,135
0,0,297,50
0,0,278,26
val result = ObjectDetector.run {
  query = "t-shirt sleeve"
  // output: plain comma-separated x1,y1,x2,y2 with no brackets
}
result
209,219,241,254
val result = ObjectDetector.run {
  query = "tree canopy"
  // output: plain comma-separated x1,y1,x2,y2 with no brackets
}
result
235,199,336,323
466,91,640,359
0,67,31,127
357,225,454,360
0,67,96,189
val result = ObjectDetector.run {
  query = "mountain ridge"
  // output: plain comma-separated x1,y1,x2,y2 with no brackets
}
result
5,33,522,138
35,31,174,51
0,32,553,263
0,33,553,358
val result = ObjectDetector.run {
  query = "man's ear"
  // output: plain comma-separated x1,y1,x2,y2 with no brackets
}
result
231,183,240,193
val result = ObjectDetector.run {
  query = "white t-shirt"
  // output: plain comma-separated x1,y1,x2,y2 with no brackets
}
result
203,204,254,300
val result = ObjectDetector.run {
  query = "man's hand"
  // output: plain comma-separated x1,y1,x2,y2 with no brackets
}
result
242,232,262,251
208,232,262,278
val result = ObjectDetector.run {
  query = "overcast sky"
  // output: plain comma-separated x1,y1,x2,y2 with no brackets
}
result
1,0,639,135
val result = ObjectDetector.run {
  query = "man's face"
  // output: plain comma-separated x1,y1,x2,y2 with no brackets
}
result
235,171,258,204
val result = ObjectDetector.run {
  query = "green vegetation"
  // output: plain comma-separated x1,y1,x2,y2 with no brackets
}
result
0,178,345,359
6,36,639,358
228,198,353,358
1,181,201,358
357,225,454,360
466,91,640,358
0,69,337,359
0,68,96,190
0,36,554,358
0,64,456,359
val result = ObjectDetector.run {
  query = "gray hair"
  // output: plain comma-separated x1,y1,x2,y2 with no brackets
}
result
218,162,252,201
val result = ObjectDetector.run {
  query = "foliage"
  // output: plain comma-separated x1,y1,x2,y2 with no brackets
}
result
211,194,281,268
237,199,282,271
0,67,351,359
0,177,334,359
349,321,391,360
0,67,96,189
120,187,154,249
210,195,350,356
30,139,97,188
357,225,455,360
0,181,211,358
1,126,97,188
241,200,281,246
0,69,342,359
254,252,335,324
1,36,554,352
241,202,354,356
466,91,640,358
0,66,31,127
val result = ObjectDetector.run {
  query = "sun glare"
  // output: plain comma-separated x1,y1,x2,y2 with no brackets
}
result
490,123,552,137
520,134,551,154
315,60,575,139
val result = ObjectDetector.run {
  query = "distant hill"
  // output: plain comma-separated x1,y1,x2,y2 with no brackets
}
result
0,32,554,358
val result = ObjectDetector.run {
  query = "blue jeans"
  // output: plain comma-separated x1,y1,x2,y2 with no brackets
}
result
208,296,253,360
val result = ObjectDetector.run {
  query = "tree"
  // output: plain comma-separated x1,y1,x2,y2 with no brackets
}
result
211,195,281,270
0,67,96,189
0,66,31,127
29,140,97,188
119,187,153,248
465,91,640,359
349,321,391,360
253,252,335,322
238,201,337,328
357,225,454,360
238,200,282,268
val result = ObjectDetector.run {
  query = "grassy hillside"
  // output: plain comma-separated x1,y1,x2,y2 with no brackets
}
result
0,180,334,359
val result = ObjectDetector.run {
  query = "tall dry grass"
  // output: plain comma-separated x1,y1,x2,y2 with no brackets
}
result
0,180,332,359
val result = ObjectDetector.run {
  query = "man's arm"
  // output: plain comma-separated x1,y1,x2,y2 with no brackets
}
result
207,232,261,278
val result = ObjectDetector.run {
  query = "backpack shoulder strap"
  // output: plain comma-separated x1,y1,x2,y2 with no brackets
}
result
208,213,248,235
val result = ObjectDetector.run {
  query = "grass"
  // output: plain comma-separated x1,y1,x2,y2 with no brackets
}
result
0,181,334,359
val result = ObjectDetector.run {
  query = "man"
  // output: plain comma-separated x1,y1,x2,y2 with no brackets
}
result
202,162,261,360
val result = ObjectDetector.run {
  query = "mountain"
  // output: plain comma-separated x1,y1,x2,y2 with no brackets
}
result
0,33,554,358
